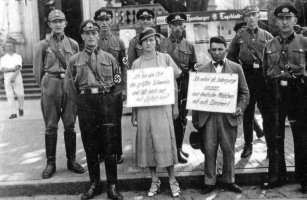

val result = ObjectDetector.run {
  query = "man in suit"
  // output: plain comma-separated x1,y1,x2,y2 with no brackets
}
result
192,36,250,194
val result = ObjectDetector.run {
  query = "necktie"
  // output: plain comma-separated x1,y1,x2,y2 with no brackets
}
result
213,61,224,67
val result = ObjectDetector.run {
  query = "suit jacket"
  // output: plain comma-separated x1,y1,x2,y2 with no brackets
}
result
192,59,250,128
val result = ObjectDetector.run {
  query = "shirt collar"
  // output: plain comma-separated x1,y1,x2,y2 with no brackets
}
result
246,27,259,34
99,31,112,40
212,58,226,65
170,34,183,43
277,32,295,43
84,46,100,55
51,33,65,42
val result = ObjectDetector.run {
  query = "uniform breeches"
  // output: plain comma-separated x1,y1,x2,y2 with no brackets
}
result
77,93,118,183
267,80,307,181
199,113,237,185
173,74,189,149
41,76,77,135
115,93,123,156
242,67,270,144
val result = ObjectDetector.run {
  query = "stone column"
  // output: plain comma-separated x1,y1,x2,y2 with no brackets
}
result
7,0,25,43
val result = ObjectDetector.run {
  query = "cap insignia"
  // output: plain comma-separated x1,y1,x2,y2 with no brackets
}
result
282,8,289,13
175,15,181,20
86,23,93,27
100,12,107,16
143,11,148,16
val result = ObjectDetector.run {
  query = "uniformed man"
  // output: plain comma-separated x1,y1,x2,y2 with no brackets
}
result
227,5,273,158
65,20,123,200
94,8,127,164
33,9,85,179
160,13,197,164
262,5,307,192
233,21,264,139
127,9,164,68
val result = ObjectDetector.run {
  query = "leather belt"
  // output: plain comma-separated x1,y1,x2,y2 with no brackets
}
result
45,72,65,79
79,86,111,94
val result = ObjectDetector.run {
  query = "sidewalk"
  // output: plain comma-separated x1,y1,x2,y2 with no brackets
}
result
0,100,296,197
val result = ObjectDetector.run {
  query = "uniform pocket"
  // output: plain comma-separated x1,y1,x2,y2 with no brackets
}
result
98,61,113,77
179,49,191,66
109,46,121,60
293,49,305,65
265,49,278,66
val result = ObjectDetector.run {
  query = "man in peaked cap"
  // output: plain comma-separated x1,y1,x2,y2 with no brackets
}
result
160,12,197,164
94,8,127,165
227,4,273,159
128,8,163,68
65,19,123,200
33,9,85,179
262,4,307,192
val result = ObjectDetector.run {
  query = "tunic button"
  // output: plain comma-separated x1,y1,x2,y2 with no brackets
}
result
92,59,95,62
59,49,62,51
282,52,285,54
268,51,271,53
252,39,255,41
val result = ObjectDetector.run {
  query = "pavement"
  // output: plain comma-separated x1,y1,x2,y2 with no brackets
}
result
0,100,306,199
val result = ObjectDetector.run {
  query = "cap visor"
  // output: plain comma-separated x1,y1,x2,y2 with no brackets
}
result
278,13,295,17
49,17,65,21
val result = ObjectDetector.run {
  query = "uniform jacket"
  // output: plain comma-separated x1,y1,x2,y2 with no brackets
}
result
64,48,119,104
160,35,197,72
33,34,79,86
98,33,127,91
263,33,307,80
192,59,250,128
227,27,273,66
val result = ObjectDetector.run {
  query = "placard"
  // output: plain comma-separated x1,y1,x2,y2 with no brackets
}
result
127,67,175,107
187,72,238,113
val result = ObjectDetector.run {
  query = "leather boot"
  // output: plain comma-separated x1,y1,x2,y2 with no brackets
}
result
177,149,188,164
107,184,123,200
81,181,103,200
64,131,85,174
42,134,57,179
241,143,253,158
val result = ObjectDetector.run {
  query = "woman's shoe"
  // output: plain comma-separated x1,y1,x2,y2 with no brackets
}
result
170,181,181,197
148,180,161,197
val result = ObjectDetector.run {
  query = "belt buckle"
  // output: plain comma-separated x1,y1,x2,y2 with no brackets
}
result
91,88,98,94
60,73,65,78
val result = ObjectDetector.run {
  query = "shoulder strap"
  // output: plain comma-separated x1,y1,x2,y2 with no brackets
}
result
45,37,68,70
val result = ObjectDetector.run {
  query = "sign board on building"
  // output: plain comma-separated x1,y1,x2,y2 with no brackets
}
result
156,10,268,25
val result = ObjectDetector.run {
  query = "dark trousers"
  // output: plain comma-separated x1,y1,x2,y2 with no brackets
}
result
41,76,77,160
267,79,307,181
242,67,270,145
115,94,123,156
173,73,189,150
77,93,118,184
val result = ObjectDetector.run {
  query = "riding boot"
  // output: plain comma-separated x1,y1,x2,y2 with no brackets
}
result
42,134,57,179
105,155,123,199
64,131,85,174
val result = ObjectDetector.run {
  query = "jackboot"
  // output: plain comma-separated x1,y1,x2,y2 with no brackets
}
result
42,134,57,179
241,143,253,158
107,184,123,200
81,181,103,200
64,131,85,174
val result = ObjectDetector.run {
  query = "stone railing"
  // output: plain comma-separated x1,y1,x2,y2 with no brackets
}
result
108,4,168,29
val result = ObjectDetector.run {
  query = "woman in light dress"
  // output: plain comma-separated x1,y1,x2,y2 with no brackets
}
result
131,28,182,197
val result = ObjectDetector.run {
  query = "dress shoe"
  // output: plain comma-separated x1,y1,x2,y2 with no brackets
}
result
223,183,242,193
241,144,252,158
19,109,24,116
117,155,124,164
9,114,17,119
201,184,216,194
177,150,188,164
81,181,103,200
261,176,287,190
180,149,189,158
42,163,56,179
107,184,123,200
67,160,86,174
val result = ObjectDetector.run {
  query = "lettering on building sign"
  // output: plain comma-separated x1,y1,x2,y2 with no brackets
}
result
219,12,242,20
